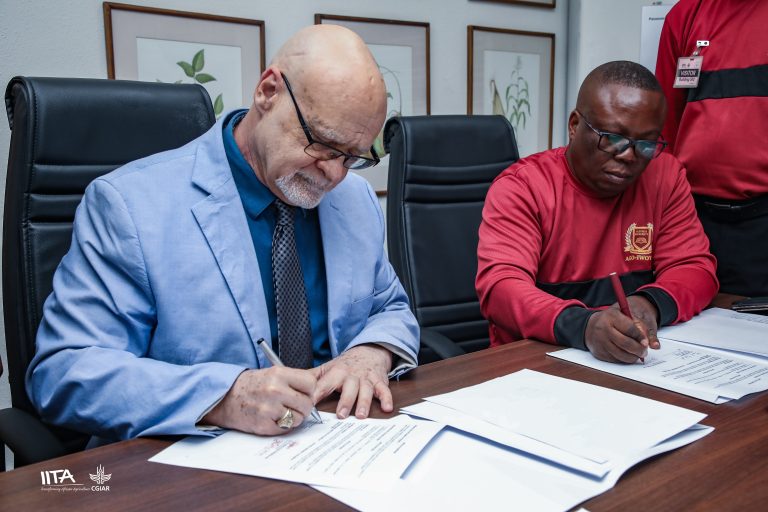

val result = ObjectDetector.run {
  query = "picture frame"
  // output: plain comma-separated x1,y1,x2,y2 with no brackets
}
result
468,25,555,157
470,0,556,8
104,2,265,118
315,14,430,195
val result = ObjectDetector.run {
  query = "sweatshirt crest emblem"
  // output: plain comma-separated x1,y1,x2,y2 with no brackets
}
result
624,222,653,257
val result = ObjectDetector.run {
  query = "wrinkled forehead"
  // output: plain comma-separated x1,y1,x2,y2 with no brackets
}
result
296,78,386,152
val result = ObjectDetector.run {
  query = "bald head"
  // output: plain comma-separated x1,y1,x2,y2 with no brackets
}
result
272,25,378,77
272,25,387,121
576,60,663,113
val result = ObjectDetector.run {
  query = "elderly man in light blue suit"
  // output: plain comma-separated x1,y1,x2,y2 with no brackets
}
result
27,25,419,442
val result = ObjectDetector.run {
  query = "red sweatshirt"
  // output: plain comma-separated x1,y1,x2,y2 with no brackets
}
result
656,0,768,200
476,147,718,349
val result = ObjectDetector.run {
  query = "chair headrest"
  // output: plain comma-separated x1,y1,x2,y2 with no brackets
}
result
384,115,519,167
5,76,215,165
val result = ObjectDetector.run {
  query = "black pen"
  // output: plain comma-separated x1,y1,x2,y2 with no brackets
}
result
257,338,323,423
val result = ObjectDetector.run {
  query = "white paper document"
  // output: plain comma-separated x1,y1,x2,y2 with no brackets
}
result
401,400,608,477
415,369,705,470
149,413,443,490
550,339,768,403
659,307,768,357
314,423,713,512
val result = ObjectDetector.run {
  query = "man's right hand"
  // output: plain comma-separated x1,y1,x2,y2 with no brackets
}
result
202,367,317,435
585,308,651,363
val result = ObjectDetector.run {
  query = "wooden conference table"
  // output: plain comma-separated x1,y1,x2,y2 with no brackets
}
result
1,299,766,511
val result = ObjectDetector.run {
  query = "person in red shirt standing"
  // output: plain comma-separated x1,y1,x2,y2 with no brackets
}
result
656,0,768,296
476,61,718,363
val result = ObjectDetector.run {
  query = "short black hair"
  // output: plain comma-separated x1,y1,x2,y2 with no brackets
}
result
589,60,662,93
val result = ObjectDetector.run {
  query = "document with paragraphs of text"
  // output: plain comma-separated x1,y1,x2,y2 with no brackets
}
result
149,413,443,490
550,339,768,403
658,307,768,358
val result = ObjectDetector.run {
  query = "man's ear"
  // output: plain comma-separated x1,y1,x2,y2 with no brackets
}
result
253,67,281,114
567,110,579,143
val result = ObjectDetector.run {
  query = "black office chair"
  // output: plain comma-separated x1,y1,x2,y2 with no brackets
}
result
0,76,215,469
385,115,519,364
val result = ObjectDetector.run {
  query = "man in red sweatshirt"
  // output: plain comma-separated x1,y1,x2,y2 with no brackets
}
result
656,0,768,297
476,61,718,363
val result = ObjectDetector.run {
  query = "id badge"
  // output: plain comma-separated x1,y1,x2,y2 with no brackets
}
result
673,55,703,88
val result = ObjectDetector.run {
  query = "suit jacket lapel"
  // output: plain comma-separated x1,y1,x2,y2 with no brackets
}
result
318,192,353,356
189,125,271,366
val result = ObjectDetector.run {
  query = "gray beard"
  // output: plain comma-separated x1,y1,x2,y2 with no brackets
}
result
275,170,328,209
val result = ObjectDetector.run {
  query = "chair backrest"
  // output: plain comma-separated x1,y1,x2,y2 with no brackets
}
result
385,115,519,363
3,77,215,442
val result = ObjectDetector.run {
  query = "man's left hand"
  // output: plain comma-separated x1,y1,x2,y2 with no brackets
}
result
310,344,393,419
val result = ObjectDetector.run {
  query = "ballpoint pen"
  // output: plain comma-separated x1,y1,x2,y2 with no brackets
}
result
257,338,323,424
609,272,645,363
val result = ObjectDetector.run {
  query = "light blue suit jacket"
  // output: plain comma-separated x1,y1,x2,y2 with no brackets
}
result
26,116,419,441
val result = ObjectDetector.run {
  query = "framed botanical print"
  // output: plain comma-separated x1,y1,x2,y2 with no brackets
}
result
104,2,265,118
468,25,554,157
470,0,556,8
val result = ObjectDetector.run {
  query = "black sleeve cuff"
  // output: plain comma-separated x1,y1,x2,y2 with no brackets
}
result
630,287,678,326
554,307,598,350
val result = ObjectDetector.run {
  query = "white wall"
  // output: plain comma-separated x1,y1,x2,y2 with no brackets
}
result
566,0,678,115
0,0,568,468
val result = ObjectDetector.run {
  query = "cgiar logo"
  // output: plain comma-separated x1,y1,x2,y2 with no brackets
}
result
89,465,112,491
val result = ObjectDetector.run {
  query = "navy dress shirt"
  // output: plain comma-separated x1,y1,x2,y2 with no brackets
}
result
223,110,331,366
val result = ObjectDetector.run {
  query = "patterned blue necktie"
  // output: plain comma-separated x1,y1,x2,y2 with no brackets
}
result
272,199,313,369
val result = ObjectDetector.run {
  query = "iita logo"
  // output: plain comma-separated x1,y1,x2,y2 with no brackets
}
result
40,469,86,492
39,465,112,492
41,469,77,485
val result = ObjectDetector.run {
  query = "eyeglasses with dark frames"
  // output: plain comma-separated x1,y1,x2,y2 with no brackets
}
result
576,110,667,160
281,73,380,170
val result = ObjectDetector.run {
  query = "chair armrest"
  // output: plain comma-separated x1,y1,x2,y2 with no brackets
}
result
420,328,466,360
0,407,68,467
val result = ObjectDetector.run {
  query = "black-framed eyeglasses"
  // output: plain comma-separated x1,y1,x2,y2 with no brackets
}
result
281,73,380,170
576,110,667,160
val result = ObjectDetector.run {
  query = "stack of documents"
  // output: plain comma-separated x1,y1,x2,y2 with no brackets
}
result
403,369,706,476
314,369,711,511
152,370,711,511
550,308,768,403
659,307,768,358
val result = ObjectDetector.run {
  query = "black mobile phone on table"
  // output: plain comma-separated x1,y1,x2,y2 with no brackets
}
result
732,297,768,315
